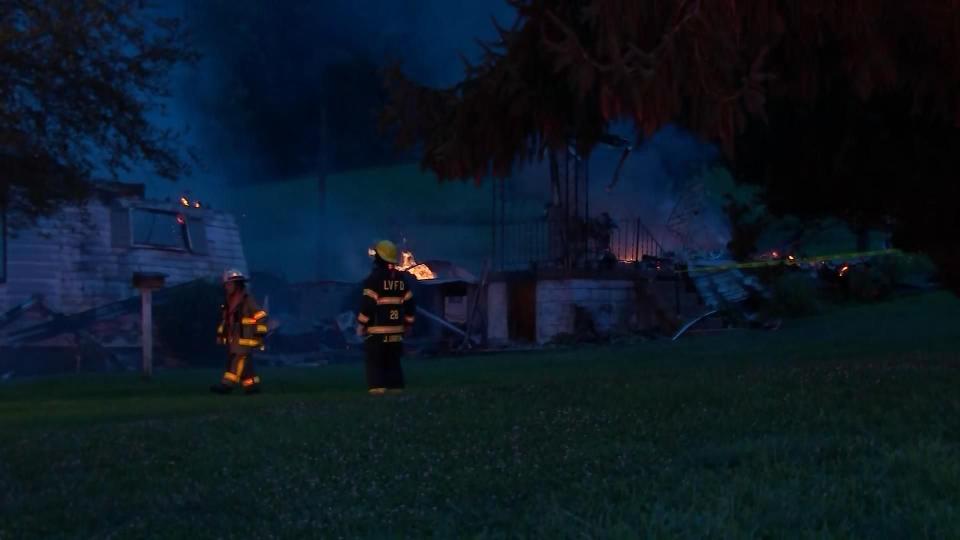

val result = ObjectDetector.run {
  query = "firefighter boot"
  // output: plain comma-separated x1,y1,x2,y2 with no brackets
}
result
242,376,262,395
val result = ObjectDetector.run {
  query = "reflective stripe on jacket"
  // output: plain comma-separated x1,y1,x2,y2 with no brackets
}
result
356,265,416,341
216,294,268,350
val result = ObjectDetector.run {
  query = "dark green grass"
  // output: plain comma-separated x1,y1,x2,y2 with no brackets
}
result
2,293,960,538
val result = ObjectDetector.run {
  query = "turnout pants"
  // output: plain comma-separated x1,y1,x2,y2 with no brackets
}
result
364,339,404,390
222,352,261,389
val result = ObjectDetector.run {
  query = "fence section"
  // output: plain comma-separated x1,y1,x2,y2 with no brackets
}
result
493,217,665,271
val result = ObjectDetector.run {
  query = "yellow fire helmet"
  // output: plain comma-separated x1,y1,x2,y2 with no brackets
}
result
373,240,399,264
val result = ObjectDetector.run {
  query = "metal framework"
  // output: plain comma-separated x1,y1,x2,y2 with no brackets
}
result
491,139,664,273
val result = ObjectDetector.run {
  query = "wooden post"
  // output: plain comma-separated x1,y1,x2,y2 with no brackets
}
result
141,289,152,377
461,260,491,350
132,272,166,379
491,178,497,270
675,272,681,316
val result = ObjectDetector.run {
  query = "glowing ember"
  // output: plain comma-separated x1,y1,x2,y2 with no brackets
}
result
180,196,190,207
771,251,779,258
838,264,850,277
176,214,185,225
193,201,201,208
399,251,416,269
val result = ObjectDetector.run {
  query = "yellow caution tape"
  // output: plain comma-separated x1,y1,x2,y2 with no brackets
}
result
677,249,902,274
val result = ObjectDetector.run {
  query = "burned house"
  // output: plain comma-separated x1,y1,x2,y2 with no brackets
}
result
406,259,482,347
485,251,698,345
251,278,358,363
242,253,481,363
483,147,716,346
0,182,247,374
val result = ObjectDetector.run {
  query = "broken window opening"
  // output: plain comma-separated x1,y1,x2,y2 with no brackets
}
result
131,209,190,251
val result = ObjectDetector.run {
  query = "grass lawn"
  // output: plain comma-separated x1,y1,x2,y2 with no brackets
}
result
2,293,959,538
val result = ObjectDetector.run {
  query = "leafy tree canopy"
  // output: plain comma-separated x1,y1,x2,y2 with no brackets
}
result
0,0,197,218
383,0,960,291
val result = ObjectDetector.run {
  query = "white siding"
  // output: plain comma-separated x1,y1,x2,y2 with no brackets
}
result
535,279,636,344
0,192,247,315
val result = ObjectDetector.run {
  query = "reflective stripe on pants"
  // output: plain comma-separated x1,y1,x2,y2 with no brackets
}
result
222,353,258,387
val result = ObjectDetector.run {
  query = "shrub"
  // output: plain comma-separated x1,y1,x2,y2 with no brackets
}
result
154,279,224,367
834,253,936,303
873,253,936,286
847,266,892,302
769,271,822,316
724,196,769,261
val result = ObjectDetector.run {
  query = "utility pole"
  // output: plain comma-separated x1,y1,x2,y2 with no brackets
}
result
317,105,329,280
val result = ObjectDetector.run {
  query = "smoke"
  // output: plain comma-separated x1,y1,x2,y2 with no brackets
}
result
316,203,387,282
505,123,729,254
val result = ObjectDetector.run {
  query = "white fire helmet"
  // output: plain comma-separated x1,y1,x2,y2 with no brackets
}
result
222,269,247,284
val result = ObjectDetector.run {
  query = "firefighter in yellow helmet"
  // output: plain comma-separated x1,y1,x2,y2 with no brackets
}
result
356,240,416,395
210,269,268,394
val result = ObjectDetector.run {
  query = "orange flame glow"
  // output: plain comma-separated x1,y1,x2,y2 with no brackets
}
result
397,250,436,280
180,196,190,207
407,264,436,280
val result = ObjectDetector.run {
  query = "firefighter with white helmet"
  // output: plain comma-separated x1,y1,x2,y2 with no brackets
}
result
210,268,268,394
356,240,416,394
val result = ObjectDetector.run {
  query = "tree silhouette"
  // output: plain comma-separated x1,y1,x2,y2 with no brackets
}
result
0,0,196,219
382,0,960,291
